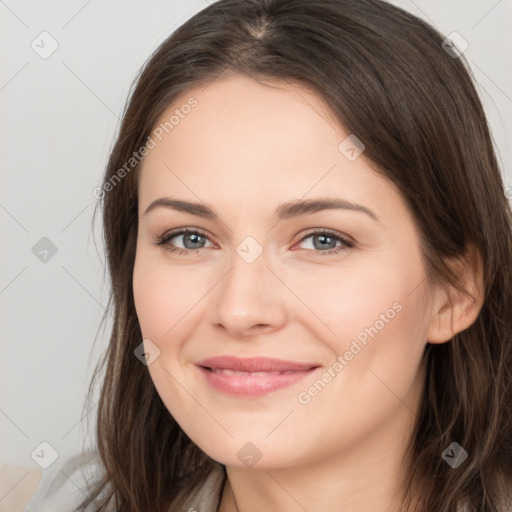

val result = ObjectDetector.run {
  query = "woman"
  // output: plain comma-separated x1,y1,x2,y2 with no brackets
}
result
24,0,512,510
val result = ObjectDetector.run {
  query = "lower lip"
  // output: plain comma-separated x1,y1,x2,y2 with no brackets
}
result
197,366,318,397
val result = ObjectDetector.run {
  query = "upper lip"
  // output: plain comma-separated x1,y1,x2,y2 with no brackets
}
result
196,356,320,372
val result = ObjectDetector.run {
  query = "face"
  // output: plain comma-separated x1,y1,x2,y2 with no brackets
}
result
133,74,434,469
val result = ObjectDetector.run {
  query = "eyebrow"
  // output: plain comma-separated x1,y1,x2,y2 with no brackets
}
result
143,197,379,222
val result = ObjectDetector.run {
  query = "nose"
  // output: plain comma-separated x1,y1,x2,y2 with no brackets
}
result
210,246,288,340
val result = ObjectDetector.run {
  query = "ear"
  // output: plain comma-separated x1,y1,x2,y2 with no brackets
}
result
427,244,485,344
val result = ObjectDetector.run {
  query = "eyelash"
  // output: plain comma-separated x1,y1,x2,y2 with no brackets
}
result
154,228,354,257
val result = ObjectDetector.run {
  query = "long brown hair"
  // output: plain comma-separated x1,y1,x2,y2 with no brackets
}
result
78,0,512,510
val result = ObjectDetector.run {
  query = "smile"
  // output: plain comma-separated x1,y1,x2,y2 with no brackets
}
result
195,356,321,397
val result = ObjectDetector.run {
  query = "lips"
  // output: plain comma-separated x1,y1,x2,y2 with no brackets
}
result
195,356,321,397
196,356,319,373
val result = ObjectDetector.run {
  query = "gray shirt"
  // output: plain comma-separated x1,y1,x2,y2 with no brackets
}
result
22,450,224,512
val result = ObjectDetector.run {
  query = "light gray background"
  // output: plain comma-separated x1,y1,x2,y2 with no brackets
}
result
1,0,511,469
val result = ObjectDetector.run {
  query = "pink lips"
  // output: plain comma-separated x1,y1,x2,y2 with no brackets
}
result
196,356,320,397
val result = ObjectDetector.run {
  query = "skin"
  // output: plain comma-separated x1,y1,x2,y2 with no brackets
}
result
132,74,483,512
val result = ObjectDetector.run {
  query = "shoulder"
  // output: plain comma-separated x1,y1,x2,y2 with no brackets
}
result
9,453,224,512
0,462,42,512
20,450,102,512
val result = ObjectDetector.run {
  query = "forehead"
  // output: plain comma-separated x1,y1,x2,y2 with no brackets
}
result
138,74,401,219
144,74,341,166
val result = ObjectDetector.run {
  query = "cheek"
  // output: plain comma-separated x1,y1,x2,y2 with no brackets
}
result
132,253,202,418
285,258,414,345
133,252,202,342
133,262,169,340
289,248,429,394
290,276,428,455
301,258,429,404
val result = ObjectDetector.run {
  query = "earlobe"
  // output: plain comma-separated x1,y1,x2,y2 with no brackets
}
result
426,244,484,344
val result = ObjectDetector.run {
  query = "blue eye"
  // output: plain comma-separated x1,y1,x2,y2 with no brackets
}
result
296,230,354,254
154,228,354,256
155,228,213,256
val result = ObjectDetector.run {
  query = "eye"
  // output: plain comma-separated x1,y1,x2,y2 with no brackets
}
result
293,229,354,256
154,228,214,256
154,228,354,256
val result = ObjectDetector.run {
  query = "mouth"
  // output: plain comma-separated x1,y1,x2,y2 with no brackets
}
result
195,356,321,397
203,368,309,376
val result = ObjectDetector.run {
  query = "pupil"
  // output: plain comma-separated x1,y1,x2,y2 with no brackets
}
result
186,233,203,248
315,234,334,250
